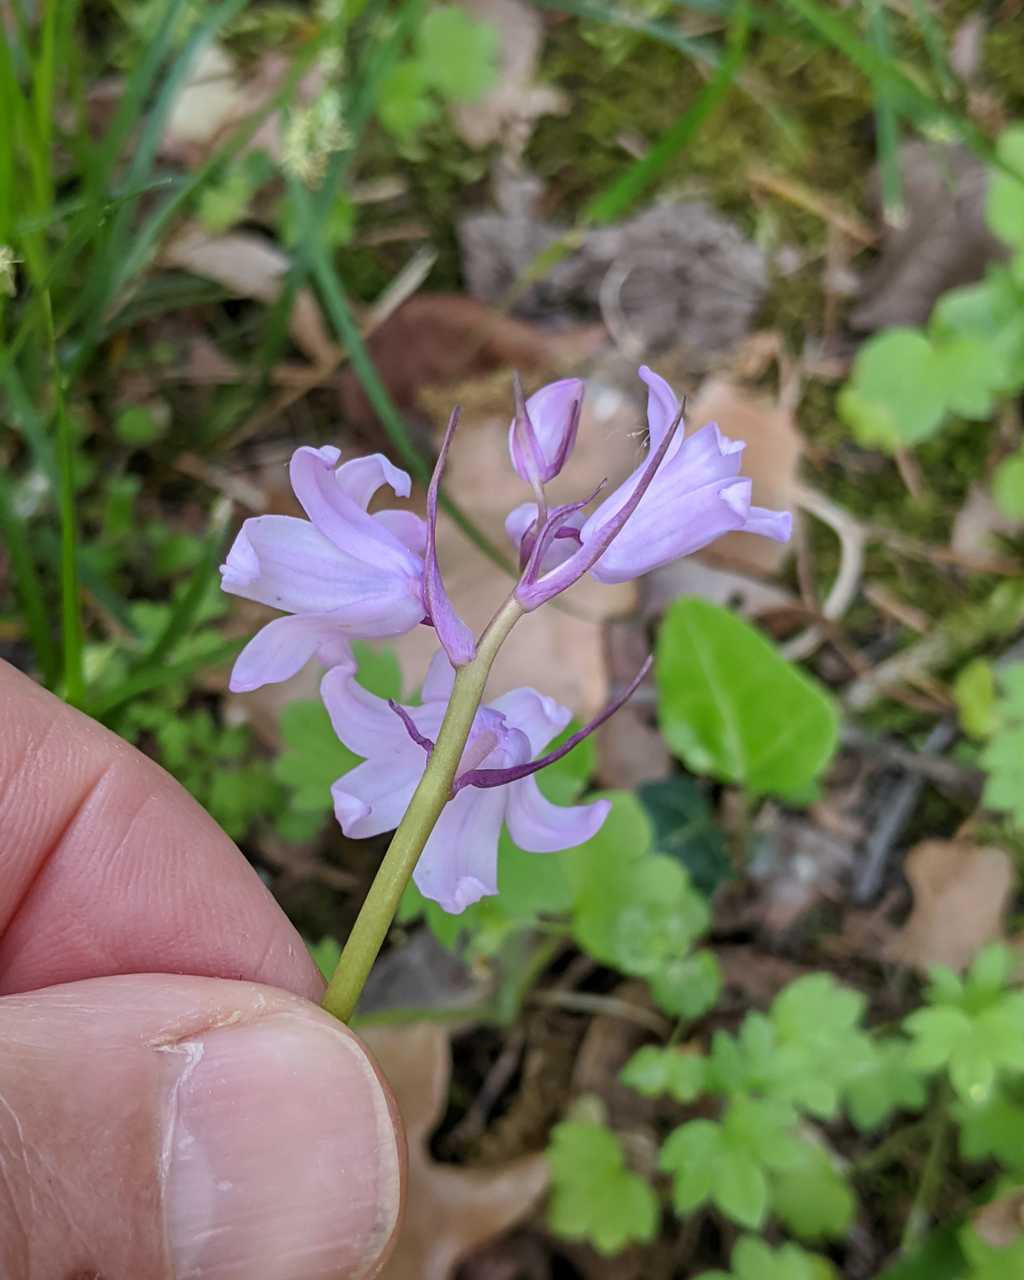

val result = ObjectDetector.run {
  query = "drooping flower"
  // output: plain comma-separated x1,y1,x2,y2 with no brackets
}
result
511,366,791,607
321,651,611,914
508,376,583,489
220,445,427,692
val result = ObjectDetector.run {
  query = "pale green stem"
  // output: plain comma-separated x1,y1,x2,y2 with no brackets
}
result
322,597,524,1022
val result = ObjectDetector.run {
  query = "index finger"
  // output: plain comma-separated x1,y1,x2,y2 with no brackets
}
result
0,661,324,1000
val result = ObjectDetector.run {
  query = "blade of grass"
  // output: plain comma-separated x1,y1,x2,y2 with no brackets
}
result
865,0,904,227
43,288,84,707
0,471,58,685
909,0,956,100
91,638,245,722
583,0,752,225
134,501,232,670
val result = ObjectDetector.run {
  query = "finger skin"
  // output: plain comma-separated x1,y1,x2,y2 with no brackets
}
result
0,661,322,999
0,974,404,1279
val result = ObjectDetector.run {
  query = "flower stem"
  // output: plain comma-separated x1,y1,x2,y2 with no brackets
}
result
322,597,524,1022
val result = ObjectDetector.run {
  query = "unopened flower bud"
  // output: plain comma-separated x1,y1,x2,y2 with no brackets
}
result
508,377,583,489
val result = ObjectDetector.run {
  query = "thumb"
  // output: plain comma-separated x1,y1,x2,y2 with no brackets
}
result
0,974,403,1279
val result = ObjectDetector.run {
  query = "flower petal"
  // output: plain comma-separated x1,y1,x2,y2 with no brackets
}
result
640,365,683,452
331,759,421,838
506,778,611,852
743,505,793,542
321,663,407,758
421,649,456,704
586,477,753,584
289,446,418,573
228,614,354,692
374,509,427,555
505,501,539,553
489,687,572,757
413,785,508,913
335,452,412,508
508,377,583,483
220,515,426,633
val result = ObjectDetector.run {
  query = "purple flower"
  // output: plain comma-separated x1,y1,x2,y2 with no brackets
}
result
511,366,792,606
508,376,583,488
220,445,427,692
321,651,611,914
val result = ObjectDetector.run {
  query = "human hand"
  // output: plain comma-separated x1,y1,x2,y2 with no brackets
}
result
0,661,403,1278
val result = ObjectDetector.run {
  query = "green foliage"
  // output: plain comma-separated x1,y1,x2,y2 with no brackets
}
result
114,403,167,447
955,659,1000,740
697,1236,836,1280
838,123,1024,451
308,935,342,982
621,1045,708,1103
547,1110,660,1254
377,5,498,141
659,1097,807,1228
638,776,733,895
992,449,1024,521
656,598,839,801
978,666,1024,827
273,641,403,824
905,946,1024,1103
960,1221,1024,1280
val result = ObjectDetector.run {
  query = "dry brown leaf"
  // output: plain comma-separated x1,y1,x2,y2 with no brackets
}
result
163,44,248,153
886,840,1016,973
159,223,338,365
450,0,567,151
972,1188,1024,1248
850,142,1006,332
336,293,604,433
389,383,639,717
687,378,801,576
362,1023,549,1280
952,481,1022,556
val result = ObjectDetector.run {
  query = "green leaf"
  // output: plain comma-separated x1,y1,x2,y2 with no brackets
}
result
350,641,403,700
638,776,733,895
660,1118,722,1214
650,948,723,1019
956,1092,1024,1169
954,659,1000,740
115,403,166,446
547,1116,659,1254
844,1038,928,1132
711,1236,838,1280
960,1222,1024,1280
621,1046,708,1103
714,1146,768,1228
308,935,342,981
416,6,499,101
993,450,1024,522
770,1141,856,1241
656,599,839,800
987,126,1024,250
377,59,437,139
273,699,359,813
837,329,949,449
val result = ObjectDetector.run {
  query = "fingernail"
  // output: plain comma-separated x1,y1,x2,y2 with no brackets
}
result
164,1010,401,1279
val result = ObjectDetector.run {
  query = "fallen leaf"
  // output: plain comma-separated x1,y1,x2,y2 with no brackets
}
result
361,1023,549,1280
450,0,567,152
850,142,1006,332
684,377,801,576
159,223,338,365
952,481,1022,558
972,1188,1024,1248
336,292,604,433
886,839,1015,973
163,44,248,153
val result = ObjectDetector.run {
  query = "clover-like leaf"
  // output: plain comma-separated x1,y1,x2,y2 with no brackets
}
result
621,1045,708,1103
548,1116,659,1254
770,1140,856,1241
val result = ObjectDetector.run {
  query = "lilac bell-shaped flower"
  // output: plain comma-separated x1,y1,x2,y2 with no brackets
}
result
322,650,612,914
511,366,792,607
508,376,583,490
220,446,427,692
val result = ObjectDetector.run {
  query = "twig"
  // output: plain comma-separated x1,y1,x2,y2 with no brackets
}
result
447,1031,526,1147
841,723,982,793
783,484,867,661
528,989,671,1036
853,719,958,904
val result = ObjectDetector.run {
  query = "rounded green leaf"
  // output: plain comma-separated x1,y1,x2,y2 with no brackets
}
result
993,451,1024,522
837,329,948,448
656,599,839,799
987,126,1024,250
